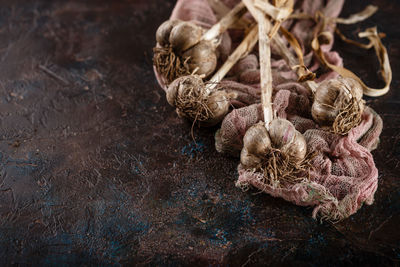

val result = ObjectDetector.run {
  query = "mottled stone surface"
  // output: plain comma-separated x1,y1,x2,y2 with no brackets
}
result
0,0,398,265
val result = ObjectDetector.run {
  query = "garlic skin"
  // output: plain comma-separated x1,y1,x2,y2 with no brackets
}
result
156,20,181,47
166,75,233,126
204,91,232,126
240,123,271,168
169,21,204,51
240,120,307,168
182,40,217,78
312,77,364,127
269,119,307,162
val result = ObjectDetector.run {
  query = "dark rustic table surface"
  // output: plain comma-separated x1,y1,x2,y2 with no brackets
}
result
0,0,399,266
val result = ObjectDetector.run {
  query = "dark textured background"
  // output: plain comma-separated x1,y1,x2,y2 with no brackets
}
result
0,0,398,265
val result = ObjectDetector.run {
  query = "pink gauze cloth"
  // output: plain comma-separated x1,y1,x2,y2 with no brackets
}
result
153,0,383,220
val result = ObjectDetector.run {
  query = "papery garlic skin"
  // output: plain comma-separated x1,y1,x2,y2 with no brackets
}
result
312,77,364,127
182,40,217,78
156,20,181,47
169,21,204,52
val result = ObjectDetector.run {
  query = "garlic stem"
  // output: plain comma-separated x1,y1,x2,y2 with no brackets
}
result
206,0,231,20
272,35,318,93
206,25,258,93
243,0,273,129
254,0,293,22
207,0,251,30
251,0,317,94
258,15,274,129
202,2,247,43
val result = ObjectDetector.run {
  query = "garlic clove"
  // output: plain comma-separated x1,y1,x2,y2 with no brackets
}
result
243,122,272,157
169,21,204,52
281,131,307,162
311,101,337,126
240,147,262,168
182,40,217,78
269,119,307,162
156,19,182,47
268,119,296,148
201,90,232,127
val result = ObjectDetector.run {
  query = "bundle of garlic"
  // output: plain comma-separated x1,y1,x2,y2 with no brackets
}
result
153,0,391,221
214,0,387,221
166,25,258,126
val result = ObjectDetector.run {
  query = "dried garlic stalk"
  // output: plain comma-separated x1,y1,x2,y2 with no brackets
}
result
315,27,392,97
310,5,392,97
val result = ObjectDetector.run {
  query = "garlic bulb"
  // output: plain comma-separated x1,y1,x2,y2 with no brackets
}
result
154,19,218,84
154,2,249,84
312,76,364,134
166,75,233,126
240,120,307,168
238,0,309,186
